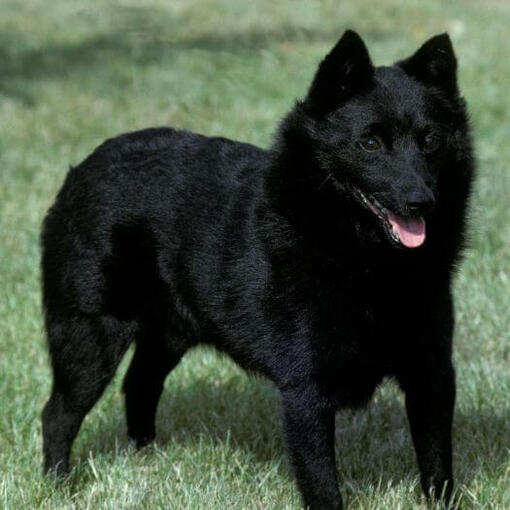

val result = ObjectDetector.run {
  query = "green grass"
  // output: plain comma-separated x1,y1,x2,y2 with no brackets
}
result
1,1,509,508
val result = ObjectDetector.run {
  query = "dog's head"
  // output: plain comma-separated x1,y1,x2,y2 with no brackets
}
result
277,30,473,251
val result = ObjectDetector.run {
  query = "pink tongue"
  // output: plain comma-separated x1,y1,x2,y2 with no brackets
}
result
387,210,426,248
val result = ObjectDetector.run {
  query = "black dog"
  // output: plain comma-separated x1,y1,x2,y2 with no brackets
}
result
41,30,474,509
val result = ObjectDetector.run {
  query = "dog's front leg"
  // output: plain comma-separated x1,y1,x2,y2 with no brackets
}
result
399,356,455,503
281,388,342,510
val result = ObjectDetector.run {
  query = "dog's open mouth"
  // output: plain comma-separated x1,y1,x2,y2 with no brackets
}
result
352,188,426,248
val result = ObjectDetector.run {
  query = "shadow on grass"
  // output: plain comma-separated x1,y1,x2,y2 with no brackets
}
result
0,15,393,104
78,374,510,492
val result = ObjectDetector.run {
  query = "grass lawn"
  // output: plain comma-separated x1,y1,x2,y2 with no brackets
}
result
0,1,509,508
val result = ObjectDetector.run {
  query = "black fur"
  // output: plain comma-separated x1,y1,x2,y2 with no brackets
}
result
41,30,474,509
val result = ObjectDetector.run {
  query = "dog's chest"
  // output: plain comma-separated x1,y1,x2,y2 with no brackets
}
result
311,272,419,393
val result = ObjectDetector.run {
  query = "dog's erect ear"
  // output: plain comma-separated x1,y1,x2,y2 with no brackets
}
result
304,30,373,117
398,34,458,97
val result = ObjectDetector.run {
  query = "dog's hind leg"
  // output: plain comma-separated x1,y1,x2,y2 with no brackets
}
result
42,315,132,475
122,322,185,448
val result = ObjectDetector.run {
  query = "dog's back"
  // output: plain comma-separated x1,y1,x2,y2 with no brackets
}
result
42,127,268,323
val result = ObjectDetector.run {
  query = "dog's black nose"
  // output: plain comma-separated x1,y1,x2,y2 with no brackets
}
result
406,190,435,215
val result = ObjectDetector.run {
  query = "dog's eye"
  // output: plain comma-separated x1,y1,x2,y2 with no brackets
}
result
359,138,382,152
423,134,441,152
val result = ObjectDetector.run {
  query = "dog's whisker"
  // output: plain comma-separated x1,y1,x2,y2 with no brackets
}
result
318,173,333,190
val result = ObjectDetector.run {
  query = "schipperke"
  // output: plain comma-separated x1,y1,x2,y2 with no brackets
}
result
41,30,474,509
